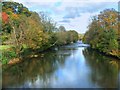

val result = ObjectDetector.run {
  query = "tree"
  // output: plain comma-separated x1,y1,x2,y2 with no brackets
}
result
59,26,66,32
66,30,78,43
83,9,119,58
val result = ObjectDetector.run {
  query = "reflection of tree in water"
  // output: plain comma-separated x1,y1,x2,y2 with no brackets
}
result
83,48,119,88
118,61,120,89
3,48,74,88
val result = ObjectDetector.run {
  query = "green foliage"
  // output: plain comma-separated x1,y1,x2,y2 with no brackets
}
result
56,31,67,45
83,9,119,58
0,45,12,50
2,2,31,16
55,29,79,45
67,30,78,43
3,50,17,59
0,49,17,64
0,55,8,64
79,34,84,40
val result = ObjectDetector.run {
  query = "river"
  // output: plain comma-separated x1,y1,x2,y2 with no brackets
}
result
2,43,120,88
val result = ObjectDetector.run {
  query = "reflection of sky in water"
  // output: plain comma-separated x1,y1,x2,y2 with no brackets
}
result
51,47,94,88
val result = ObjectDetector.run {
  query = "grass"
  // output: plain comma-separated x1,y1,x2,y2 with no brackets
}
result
0,44,28,65
0,45,16,64
0,45,12,51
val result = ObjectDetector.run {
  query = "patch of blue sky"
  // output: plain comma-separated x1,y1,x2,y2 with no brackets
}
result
27,5,53,15
54,1,62,7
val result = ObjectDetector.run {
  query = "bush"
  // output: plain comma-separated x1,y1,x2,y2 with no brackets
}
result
1,50,17,64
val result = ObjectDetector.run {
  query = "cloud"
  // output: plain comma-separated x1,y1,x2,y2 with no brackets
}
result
59,20,71,23
63,14,80,19
63,7,81,19
60,2,116,20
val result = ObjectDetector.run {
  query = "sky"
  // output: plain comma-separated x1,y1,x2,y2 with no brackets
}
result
11,0,119,33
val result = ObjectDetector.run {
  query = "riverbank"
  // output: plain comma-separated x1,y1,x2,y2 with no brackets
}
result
1,44,66,66
88,47,120,60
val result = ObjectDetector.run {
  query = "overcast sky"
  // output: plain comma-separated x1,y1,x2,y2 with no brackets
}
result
12,0,119,33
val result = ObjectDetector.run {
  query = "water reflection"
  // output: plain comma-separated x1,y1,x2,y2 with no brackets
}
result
83,48,119,88
2,44,120,88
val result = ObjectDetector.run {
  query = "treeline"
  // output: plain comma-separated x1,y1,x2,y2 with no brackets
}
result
83,9,120,59
1,2,78,64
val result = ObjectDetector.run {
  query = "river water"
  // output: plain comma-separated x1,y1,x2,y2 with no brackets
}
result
2,43,120,88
